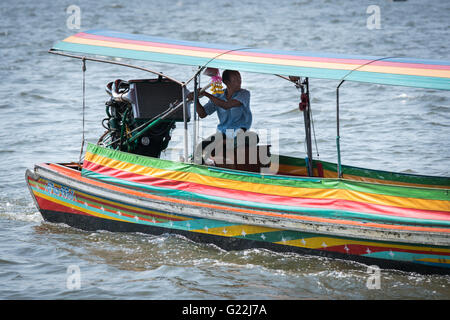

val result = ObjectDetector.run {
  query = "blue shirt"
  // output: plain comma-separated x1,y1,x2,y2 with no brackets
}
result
203,89,252,135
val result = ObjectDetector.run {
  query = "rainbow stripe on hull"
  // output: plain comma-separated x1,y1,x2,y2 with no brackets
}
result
25,144,450,274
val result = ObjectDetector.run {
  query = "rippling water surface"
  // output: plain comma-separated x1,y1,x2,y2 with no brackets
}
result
1,0,449,300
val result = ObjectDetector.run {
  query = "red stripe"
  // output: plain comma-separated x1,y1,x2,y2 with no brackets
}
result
72,32,450,71
34,194,93,217
83,160,450,222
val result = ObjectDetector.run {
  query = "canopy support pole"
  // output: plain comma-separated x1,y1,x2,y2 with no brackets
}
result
78,57,86,169
336,80,345,178
192,71,200,162
301,78,313,177
182,84,189,162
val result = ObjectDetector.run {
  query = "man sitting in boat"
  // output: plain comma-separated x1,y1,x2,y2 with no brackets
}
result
189,70,254,164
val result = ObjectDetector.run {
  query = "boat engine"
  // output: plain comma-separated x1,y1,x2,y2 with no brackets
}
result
98,77,189,158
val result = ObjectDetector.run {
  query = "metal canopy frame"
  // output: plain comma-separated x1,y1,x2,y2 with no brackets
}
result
50,48,396,180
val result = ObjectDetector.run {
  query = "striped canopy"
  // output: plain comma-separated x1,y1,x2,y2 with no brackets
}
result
51,29,450,90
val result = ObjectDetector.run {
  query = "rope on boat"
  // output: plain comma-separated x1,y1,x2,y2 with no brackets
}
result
307,80,319,159
311,109,319,159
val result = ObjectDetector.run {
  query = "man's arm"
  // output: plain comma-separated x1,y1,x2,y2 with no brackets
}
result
187,92,209,118
195,98,208,118
203,92,242,110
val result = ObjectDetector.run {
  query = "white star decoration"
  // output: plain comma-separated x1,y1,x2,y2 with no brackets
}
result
389,250,394,257
366,248,372,254
241,230,246,237
322,242,327,248
301,238,306,245
222,228,227,234
344,245,350,253
261,234,266,240
204,226,209,232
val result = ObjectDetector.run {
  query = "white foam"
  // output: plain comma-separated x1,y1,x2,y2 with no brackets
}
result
0,209,43,223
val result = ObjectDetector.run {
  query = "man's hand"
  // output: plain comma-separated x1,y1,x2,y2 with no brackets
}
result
187,89,205,101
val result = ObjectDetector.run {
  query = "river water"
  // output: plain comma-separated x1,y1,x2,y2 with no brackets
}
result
0,0,449,300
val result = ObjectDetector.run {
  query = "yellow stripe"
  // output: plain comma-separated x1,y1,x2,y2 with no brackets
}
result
85,152,450,213
193,225,279,237
65,37,450,79
416,258,450,264
358,64,450,79
279,236,450,253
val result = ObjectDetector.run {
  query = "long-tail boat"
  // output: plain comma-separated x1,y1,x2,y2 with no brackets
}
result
26,30,450,274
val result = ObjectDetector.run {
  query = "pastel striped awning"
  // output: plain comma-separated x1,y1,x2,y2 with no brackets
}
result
51,29,450,90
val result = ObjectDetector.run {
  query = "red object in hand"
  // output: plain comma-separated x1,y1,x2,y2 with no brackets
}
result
299,93,309,111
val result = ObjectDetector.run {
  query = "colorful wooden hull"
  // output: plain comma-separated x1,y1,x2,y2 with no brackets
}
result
25,144,450,274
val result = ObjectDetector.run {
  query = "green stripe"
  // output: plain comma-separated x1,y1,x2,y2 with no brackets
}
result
86,144,450,201
277,154,450,187
82,168,450,227
364,251,450,263
321,160,450,187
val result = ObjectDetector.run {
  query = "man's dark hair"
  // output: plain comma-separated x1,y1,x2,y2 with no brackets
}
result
222,70,238,84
